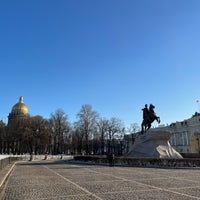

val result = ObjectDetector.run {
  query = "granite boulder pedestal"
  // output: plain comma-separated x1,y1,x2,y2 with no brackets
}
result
127,129,183,158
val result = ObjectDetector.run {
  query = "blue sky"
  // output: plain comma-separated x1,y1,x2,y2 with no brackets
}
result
1,0,200,127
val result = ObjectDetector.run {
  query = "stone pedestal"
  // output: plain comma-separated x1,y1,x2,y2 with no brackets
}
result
127,130,183,158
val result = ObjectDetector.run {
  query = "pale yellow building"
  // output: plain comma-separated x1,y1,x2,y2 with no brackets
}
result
156,112,200,157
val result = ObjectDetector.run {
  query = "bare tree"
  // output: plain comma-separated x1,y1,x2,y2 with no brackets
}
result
96,118,109,155
29,116,49,155
6,117,30,154
107,117,125,154
6,116,49,155
128,123,140,134
49,109,70,154
76,104,98,155
127,122,140,144
0,120,6,154
71,121,85,155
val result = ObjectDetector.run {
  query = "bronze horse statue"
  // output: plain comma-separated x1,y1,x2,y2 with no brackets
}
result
141,104,160,134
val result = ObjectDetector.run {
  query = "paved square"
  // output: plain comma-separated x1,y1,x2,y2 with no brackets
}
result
1,160,200,199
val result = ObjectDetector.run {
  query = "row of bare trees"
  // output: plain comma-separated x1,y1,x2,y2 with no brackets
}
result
0,104,129,156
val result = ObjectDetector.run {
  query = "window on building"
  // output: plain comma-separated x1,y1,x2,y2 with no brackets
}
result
181,122,184,126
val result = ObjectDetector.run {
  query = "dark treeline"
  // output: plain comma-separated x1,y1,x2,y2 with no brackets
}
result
0,104,139,156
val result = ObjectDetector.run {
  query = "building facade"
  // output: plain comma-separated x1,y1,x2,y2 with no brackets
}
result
166,112,200,157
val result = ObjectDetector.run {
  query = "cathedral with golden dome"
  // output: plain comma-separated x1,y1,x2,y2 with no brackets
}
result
8,96,29,123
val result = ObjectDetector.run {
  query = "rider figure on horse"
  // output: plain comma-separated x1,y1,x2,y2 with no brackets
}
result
142,104,149,121
141,104,160,134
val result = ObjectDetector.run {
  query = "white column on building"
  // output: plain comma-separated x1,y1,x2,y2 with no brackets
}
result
174,133,176,145
181,132,184,145
185,131,189,145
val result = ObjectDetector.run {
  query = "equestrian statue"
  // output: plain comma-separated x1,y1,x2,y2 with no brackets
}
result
141,104,160,134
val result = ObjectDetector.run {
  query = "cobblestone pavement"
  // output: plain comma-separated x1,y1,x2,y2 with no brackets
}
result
1,160,200,200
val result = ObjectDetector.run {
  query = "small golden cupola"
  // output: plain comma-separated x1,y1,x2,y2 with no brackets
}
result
11,96,28,115
8,96,29,123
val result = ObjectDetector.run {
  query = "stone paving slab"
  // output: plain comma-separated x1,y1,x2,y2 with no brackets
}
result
98,190,199,200
0,164,13,183
1,160,200,200
0,163,15,190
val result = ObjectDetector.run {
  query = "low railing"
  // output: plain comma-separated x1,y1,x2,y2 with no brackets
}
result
0,154,73,171
74,155,200,168
0,157,22,171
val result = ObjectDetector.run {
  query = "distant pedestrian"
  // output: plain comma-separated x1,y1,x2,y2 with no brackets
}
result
107,152,115,167
44,152,48,160
111,153,115,166
29,152,34,161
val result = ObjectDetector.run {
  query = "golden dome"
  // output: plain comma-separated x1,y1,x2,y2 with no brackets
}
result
11,96,29,115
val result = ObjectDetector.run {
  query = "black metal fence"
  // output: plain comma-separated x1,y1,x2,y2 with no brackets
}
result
0,157,21,171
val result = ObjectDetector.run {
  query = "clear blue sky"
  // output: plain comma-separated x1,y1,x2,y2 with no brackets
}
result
1,0,200,127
